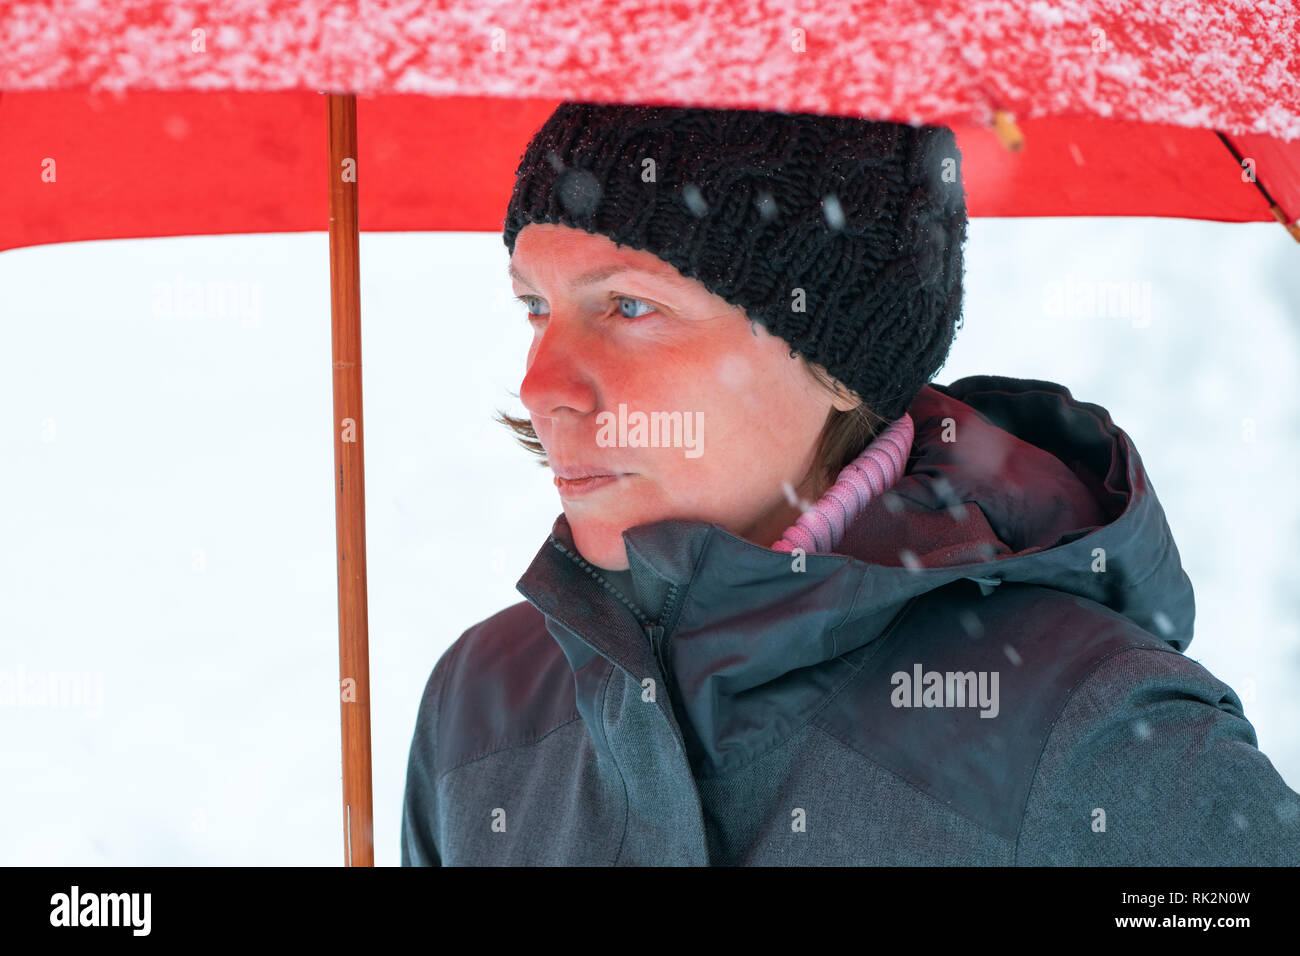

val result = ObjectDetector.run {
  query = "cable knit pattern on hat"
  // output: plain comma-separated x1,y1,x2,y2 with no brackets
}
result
772,413,914,555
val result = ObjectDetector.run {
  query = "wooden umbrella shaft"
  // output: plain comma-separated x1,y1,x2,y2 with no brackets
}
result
327,92,374,867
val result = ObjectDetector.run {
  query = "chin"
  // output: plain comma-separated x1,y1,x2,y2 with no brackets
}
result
566,513,632,571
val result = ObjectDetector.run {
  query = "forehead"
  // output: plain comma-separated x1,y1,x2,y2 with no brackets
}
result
509,224,696,291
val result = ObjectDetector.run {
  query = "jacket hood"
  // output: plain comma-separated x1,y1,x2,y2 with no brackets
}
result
515,374,1195,776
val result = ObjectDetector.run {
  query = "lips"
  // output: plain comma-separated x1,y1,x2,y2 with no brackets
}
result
553,473,627,497
549,462,629,480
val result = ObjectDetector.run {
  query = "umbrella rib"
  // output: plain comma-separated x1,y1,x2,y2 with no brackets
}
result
1215,131,1300,241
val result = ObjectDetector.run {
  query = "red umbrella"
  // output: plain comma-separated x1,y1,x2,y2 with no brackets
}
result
4,0,1298,866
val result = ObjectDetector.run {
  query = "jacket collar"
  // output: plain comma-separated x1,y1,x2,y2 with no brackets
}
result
515,377,1195,777
516,507,914,777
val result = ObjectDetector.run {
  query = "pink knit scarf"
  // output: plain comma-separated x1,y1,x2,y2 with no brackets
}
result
771,413,914,555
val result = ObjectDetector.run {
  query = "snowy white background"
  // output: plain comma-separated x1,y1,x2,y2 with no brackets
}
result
1,217,1297,865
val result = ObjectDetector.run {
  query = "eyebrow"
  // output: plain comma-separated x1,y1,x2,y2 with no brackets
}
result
508,261,690,291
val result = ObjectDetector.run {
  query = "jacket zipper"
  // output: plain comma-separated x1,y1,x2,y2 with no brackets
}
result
550,538,681,697
645,624,667,675
551,538,703,861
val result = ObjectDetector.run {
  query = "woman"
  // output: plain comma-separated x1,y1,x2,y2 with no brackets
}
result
401,101,1300,865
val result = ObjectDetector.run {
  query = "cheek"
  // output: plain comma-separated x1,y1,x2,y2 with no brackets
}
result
714,353,755,390
713,349,814,425
693,353,790,443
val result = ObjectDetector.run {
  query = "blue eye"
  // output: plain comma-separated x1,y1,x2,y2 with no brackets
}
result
613,295,656,319
517,295,546,317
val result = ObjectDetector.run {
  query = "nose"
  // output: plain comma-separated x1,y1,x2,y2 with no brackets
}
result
518,311,600,421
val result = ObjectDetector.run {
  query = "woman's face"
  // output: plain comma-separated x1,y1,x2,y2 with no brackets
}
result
512,222,856,571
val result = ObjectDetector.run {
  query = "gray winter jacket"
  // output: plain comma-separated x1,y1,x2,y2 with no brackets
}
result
401,375,1300,865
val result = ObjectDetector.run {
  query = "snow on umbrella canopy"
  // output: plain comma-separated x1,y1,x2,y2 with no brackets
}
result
3,0,1299,248
2,0,1298,867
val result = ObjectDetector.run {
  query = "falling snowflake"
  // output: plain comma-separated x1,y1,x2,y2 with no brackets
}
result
682,183,708,217
1276,799,1300,825
927,476,970,521
780,480,814,512
557,168,601,217
822,194,845,231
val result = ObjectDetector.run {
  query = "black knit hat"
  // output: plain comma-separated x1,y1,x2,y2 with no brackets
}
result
503,101,967,423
